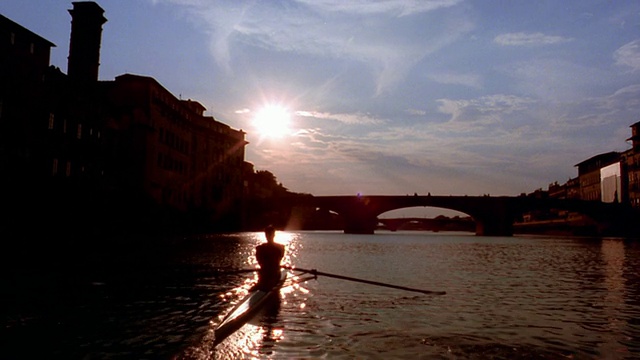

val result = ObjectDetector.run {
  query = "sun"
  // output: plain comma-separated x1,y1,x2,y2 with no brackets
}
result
253,105,291,138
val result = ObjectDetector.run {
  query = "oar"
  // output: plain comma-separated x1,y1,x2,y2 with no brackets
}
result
283,266,446,295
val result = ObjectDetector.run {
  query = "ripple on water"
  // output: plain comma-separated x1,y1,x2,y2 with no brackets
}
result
6,233,640,359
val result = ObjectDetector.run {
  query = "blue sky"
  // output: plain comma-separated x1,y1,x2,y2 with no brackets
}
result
3,1,640,203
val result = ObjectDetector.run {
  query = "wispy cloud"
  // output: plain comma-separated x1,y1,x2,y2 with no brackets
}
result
614,39,640,72
153,0,471,95
296,0,464,17
500,59,612,101
405,108,426,116
436,94,535,125
428,72,482,88
494,32,572,46
296,110,384,125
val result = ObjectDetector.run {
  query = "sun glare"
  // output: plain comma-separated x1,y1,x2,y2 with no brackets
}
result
253,105,291,138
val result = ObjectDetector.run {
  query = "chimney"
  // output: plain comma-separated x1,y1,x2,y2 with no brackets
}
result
67,1,107,83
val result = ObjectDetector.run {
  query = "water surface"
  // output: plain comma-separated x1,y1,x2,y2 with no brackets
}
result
3,231,639,359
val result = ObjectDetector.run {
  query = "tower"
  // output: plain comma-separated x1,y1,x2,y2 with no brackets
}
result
67,1,107,83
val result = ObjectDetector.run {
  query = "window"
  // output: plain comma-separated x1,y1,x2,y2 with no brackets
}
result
10,32,15,45
52,159,58,176
77,124,82,139
29,43,34,54
48,113,55,129
66,161,71,177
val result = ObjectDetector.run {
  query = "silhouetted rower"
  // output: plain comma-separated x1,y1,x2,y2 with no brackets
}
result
255,225,285,290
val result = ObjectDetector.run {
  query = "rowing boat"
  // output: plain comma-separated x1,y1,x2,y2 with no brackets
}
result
211,266,444,347
213,269,288,346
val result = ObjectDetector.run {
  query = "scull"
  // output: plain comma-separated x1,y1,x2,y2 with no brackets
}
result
211,266,444,347
212,269,288,347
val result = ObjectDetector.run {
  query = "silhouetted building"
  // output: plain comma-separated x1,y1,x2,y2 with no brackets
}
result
104,73,247,220
67,1,106,84
1,2,248,232
548,181,566,199
0,14,55,184
188,99,247,222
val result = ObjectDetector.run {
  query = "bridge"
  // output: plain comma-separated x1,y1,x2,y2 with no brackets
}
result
286,195,639,236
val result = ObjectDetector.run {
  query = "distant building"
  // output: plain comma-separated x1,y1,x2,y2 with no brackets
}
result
547,181,565,199
600,162,622,203
574,151,620,202
566,177,580,199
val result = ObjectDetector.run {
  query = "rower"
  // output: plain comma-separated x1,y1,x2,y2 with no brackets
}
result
255,225,285,290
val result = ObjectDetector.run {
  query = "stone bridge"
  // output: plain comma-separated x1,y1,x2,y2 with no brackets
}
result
286,195,638,236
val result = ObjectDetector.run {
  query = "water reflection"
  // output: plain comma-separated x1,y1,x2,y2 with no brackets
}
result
600,239,640,357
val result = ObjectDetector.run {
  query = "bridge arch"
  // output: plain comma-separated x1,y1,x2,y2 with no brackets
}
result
379,207,472,232
295,195,518,235
288,195,638,236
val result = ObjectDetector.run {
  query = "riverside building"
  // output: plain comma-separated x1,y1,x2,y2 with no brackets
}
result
1,2,247,231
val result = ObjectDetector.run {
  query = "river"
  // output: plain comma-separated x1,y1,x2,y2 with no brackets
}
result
3,231,640,359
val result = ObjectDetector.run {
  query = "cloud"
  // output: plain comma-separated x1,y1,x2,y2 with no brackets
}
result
436,94,535,125
296,110,384,125
494,32,572,46
614,39,640,72
406,108,426,116
296,0,464,17
261,85,640,196
500,59,613,101
427,72,482,88
153,0,472,95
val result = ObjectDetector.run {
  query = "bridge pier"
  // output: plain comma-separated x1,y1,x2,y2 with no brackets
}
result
341,208,378,234
343,215,377,234
474,216,514,236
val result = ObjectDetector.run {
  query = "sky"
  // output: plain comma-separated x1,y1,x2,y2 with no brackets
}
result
3,1,640,207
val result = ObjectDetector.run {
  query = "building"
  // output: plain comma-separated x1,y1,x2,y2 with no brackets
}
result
624,121,640,208
1,2,248,232
600,162,622,203
0,14,55,185
566,177,580,199
547,181,565,199
574,151,621,202
105,73,247,220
